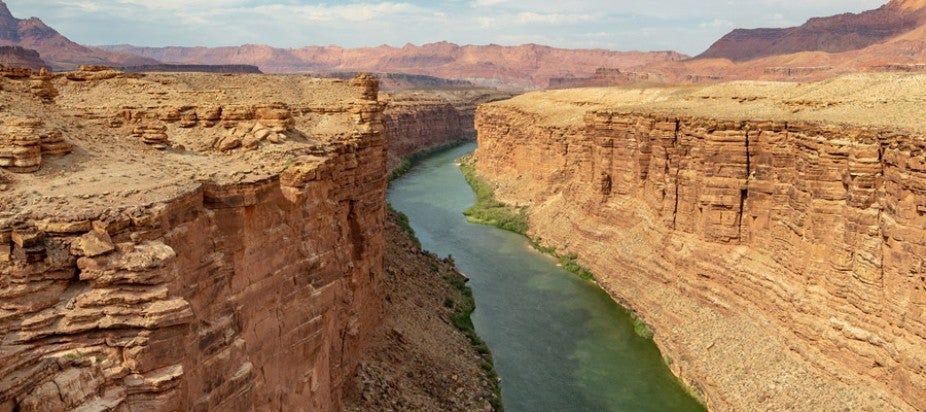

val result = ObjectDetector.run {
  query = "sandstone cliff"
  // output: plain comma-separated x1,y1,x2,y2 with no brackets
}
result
473,74,926,411
0,69,387,411
382,89,511,172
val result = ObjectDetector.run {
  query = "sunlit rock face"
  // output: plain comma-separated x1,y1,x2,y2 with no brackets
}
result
0,71,387,411
473,76,926,411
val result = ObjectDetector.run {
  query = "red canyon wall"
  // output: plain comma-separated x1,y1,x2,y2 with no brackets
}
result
473,76,926,411
0,69,386,411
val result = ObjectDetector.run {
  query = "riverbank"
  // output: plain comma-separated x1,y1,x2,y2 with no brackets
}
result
342,206,502,411
459,154,690,390
388,143,703,411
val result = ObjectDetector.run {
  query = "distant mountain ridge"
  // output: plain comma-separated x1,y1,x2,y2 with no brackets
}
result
0,0,156,70
697,0,926,61
100,42,687,88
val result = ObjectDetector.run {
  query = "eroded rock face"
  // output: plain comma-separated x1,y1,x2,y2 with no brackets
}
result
474,78,926,411
0,117,70,173
382,90,511,171
0,72,387,411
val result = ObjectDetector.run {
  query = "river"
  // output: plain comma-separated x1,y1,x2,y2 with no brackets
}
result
387,142,704,412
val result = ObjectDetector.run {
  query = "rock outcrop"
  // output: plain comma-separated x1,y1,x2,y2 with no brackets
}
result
473,74,926,411
0,71,387,411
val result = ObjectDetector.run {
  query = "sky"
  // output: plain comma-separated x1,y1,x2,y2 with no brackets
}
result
6,0,888,55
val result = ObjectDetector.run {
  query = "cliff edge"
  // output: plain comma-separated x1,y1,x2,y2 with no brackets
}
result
0,69,387,411
474,73,926,411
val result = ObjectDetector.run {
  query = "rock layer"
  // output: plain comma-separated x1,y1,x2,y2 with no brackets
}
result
0,71,387,411
382,90,511,171
473,74,926,411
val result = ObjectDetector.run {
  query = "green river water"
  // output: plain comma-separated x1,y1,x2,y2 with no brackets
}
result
387,142,705,412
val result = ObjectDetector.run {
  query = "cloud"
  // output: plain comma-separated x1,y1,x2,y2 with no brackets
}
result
699,18,735,29
247,2,421,23
470,0,508,6
1,0,890,54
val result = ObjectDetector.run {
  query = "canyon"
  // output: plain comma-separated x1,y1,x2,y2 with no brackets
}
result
382,89,511,171
0,66,496,411
472,74,926,411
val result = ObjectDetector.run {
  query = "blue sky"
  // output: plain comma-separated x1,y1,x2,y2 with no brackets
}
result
6,0,887,55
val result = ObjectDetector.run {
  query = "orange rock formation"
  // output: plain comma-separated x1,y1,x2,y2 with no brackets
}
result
473,74,926,411
0,69,387,411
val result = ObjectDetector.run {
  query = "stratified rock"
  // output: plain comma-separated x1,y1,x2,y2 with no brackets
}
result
0,117,43,172
0,72,387,412
131,122,169,149
40,130,70,156
381,90,511,172
254,106,293,132
65,65,121,81
474,76,926,412
29,70,57,102
71,230,115,257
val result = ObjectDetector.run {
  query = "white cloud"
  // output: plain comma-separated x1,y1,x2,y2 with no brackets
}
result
1,0,892,54
247,2,420,23
470,0,508,7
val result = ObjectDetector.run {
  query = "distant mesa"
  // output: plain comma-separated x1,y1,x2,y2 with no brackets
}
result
697,0,926,61
548,68,666,89
311,71,475,91
99,42,688,89
0,45,46,70
117,64,262,74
